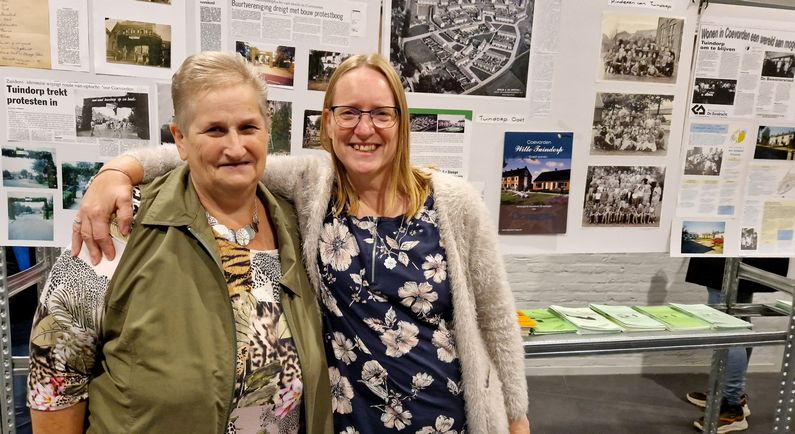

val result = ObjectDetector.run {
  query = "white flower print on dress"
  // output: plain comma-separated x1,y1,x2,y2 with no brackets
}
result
332,332,357,365
398,281,438,315
381,402,412,430
381,321,419,357
329,367,354,414
361,360,387,385
416,415,458,434
319,219,360,271
411,372,434,390
340,427,360,434
432,319,457,363
384,256,397,270
421,254,447,283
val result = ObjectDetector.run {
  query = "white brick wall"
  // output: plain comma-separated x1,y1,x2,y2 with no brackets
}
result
506,253,789,376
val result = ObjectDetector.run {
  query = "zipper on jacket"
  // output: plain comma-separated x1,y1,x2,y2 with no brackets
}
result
188,225,237,430
370,217,378,283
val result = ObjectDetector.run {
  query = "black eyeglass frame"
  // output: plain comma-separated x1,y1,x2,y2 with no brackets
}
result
329,105,401,129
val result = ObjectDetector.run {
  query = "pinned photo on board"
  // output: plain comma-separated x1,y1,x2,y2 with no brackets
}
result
754,126,795,160
268,100,292,155
437,114,465,133
681,220,725,255
599,14,684,84
388,0,534,97
308,51,351,92
105,19,171,68
740,227,758,251
236,41,296,89
684,146,723,176
2,146,57,189
157,82,174,144
761,52,794,79
692,78,737,105
74,89,150,141
582,165,665,227
61,161,103,210
591,92,673,155
7,191,55,242
302,109,322,150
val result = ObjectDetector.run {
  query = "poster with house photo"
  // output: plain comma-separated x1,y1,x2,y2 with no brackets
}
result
499,132,572,234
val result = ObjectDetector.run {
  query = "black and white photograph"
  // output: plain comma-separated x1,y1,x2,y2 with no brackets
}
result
582,165,665,227
2,146,57,189
684,146,723,176
591,92,673,155
599,14,684,84
268,100,292,155
302,110,322,150
308,51,351,92
389,0,534,97
61,161,103,210
74,89,150,140
409,113,437,132
236,41,296,89
741,227,758,251
692,78,737,105
7,191,54,241
437,114,465,133
761,52,794,79
157,82,174,144
754,125,795,160
105,19,171,68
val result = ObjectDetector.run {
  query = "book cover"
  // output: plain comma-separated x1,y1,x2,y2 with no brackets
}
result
521,308,578,335
632,305,711,331
668,303,752,330
549,305,624,334
589,303,667,331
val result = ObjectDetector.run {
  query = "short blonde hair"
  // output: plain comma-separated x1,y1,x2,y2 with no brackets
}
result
319,53,431,218
171,51,269,131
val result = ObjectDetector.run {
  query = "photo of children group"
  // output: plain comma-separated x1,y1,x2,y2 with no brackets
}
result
583,165,665,227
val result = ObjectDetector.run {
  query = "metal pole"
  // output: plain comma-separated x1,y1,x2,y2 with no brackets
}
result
0,248,15,434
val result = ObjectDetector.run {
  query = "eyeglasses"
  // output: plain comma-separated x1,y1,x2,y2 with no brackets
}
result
330,106,399,129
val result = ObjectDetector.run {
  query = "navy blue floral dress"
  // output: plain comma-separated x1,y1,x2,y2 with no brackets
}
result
317,195,467,434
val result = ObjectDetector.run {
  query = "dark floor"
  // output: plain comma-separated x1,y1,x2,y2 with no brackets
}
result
527,372,780,434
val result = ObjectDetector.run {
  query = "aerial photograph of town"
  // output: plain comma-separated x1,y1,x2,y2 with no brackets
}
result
389,0,534,97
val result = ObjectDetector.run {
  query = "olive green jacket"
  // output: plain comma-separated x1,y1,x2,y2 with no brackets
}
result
87,165,332,433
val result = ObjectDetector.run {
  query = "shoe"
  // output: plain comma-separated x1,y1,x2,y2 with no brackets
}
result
693,404,748,433
686,391,750,417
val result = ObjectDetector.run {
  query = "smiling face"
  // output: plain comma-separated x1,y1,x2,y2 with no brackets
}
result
323,67,399,187
173,83,268,201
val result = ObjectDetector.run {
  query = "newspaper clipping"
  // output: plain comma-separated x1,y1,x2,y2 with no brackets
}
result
408,108,472,178
5,78,152,155
499,132,572,235
690,23,795,119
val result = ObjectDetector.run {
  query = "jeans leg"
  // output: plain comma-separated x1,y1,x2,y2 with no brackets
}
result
707,287,751,405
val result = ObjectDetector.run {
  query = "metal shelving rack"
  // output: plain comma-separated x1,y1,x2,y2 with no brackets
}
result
524,258,795,434
0,247,57,434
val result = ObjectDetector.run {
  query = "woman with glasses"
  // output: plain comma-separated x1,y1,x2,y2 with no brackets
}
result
72,53,531,434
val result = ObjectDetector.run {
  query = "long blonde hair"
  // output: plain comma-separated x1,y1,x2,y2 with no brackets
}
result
319,53,431,218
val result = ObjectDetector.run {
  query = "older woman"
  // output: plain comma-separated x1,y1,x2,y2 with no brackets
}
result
74,53,530,434
28,52,331,434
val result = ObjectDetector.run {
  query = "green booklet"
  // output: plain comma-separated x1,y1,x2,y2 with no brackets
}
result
589,304,667,331
632,305,711,331
668,303,752,330
520,309,578,335
549,305,624,334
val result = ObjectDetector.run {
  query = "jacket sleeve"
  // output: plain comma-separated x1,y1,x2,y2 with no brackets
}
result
463,185,529,421
126,144,184,183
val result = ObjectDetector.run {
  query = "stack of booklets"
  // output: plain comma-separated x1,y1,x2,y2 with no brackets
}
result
632,305,711,331
548,305,624,334
516,310,537,336
668,303,753,330
589,304,667,332
520,309,578,335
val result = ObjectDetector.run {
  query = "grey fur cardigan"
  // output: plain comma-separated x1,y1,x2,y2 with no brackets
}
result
134,149,529,433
